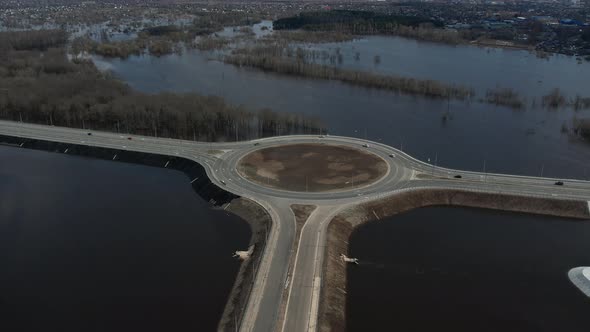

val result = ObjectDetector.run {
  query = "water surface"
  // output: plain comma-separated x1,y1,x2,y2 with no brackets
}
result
347,207,590,332
0,145,251,332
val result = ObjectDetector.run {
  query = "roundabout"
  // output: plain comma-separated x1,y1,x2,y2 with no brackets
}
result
236,143,388,193
213,136,415,201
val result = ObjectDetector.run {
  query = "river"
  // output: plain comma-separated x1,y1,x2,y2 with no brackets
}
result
92,29,590,180
347,207,590,332
0,145,251,332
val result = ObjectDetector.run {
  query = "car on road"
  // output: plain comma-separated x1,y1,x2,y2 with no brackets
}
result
389,153,395,158
555,181,564,186
254,143,260,146
362,144,370,148
127,137,132,140
220,180,226,185
87,132,92,136
319,135,325,138
454,175,462,179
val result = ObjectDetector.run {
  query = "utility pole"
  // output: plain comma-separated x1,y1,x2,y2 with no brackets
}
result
540,164,544,177
432,152,438,175
483,159,487,182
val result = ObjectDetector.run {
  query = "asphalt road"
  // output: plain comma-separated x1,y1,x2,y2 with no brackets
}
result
2,120,590,332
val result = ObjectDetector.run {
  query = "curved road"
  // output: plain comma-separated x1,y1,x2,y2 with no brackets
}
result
1,120,590,332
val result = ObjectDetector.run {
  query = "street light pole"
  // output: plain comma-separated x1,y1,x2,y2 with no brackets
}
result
433,152,438,175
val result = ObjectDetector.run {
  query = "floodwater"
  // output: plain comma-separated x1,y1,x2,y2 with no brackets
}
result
92,32,590,180
307,36,590,98
347,207,590,332
0,145,251,332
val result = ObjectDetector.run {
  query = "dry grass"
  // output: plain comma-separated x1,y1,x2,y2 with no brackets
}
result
238,144,387,192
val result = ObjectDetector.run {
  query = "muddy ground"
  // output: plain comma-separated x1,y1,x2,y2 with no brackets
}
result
317,189,590,332
238,144,387,192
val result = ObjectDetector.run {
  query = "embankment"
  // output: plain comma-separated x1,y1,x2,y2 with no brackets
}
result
218,198,271,331
0,134,271,332
318,188,590,332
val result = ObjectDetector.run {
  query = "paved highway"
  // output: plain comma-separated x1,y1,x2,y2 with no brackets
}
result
1,120,590,332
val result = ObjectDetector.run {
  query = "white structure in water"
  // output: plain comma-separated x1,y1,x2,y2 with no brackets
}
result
568,267,590,297
340,254,359,265
233,245,255,260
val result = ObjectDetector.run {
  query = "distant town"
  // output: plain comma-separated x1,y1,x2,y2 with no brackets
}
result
1,0,590,57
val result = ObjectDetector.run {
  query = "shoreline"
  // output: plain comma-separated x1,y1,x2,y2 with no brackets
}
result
318,188,590,332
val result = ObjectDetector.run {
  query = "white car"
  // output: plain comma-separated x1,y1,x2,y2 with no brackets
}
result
362,144,369,148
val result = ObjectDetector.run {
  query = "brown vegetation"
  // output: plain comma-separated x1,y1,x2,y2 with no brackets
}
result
238,144,388,192
543,88,567,108
574,118,590,139
390,24,468,45
0,29,67,51
0,30,324,142
225,50,475,101
269,31,355,44
195,36,231,51
318,188,589,331
485,88,525,109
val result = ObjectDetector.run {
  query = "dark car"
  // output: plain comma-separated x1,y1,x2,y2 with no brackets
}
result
87,132,92,136
454,175,462,179
127,137,132,140
554,181,564,186
254,143,260,146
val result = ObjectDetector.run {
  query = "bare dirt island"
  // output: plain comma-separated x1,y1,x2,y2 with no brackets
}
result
238,144,388,192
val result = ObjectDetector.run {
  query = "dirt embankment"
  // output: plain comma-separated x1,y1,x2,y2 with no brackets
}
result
317,188,590,332
218,198,271,332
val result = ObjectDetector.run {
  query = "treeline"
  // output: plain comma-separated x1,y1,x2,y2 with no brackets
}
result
575,119,590,139
542,88,590,110
71,23,194,58
191,11,263,36
485,88,525,109
224,52,474,100
269,31,355,44
273,10,441,34
0,29,67,52
0,31,324,141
